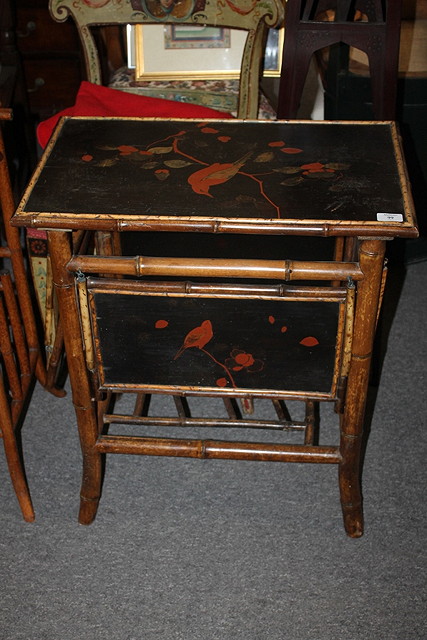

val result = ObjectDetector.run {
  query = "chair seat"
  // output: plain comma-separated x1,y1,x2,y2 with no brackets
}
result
110,67,277,119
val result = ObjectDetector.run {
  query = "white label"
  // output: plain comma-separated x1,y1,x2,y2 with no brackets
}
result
377,213,404,222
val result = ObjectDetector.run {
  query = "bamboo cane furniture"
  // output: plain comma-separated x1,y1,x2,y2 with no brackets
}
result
0,109,64,521
12,116,418,536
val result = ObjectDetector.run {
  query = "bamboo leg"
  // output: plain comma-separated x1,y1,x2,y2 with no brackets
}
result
173,396,191,419
0,271,31,392
0,296,23,421
223,397,241,420
0,372,35,522
133,393,150,417
339,238,386,538
304,400,316,445
272,399,292,422
48,231,103,524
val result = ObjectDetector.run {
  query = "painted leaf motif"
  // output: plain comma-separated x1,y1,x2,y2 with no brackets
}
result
148,146,173,154
164,159,193,168
281,148,303,154
281,176,304,186
141,161,160,169
155,320,169,329
97,159,117,167
301,162,324,171
254,151,275,163
300,336,319,347
273,167,301,174
118,145,139,155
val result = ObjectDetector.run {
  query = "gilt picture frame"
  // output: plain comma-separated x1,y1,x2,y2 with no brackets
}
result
128,25,283,81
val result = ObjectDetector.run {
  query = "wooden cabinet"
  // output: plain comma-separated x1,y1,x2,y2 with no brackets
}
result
15,0,84,119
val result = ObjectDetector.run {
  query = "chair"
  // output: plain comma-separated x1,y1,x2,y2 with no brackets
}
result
0,109,64,520
49,0,284,119
277,0,402,119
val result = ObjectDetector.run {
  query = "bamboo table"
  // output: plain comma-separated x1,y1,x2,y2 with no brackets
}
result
12,117,418,536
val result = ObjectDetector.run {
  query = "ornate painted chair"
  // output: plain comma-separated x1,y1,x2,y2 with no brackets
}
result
49,0,284,119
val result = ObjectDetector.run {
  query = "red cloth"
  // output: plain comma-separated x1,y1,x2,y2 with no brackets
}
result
37,81,233,149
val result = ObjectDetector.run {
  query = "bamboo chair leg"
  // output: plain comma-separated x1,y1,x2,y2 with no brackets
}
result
0,271,31,391
0,373,35,522
0,294,24,422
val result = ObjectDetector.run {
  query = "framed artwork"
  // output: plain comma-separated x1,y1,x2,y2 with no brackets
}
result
164,25,231,49
127,25,283,80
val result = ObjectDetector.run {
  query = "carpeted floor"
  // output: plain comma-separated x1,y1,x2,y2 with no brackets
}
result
1,258,426,640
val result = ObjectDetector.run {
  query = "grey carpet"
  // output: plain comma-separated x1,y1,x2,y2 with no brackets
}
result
1,260,426,640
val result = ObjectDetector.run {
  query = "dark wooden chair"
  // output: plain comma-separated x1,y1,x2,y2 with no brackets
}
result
277,0,403,119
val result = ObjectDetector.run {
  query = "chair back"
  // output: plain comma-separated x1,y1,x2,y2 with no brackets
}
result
49,0,284,119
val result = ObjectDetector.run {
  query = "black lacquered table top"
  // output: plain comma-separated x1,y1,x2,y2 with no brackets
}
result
14,117,418,237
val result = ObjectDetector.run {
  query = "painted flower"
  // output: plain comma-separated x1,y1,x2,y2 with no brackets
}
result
28,239,48,257
225,349,264,373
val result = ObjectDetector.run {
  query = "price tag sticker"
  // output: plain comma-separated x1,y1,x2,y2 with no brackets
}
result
377,213,403,222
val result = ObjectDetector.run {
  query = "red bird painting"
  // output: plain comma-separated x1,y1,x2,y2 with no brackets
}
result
174,320,214,360
187,151,252,197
